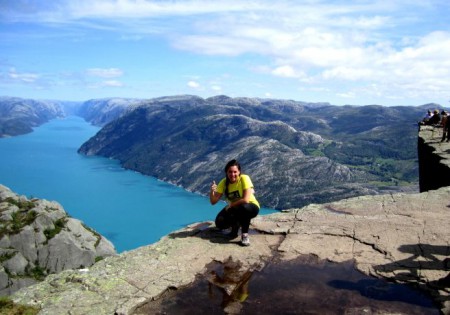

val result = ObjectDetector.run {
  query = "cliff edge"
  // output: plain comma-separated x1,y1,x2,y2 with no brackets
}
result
418,125,450,192
10,129,450,314
0,185,117,295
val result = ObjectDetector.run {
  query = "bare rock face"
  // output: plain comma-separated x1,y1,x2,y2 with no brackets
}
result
418,125,450,191
76,98,144,126
11,186,450,314
0,96,65,137
0,184,117,295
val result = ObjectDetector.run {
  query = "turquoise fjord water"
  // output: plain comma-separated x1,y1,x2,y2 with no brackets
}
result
0,116,275,252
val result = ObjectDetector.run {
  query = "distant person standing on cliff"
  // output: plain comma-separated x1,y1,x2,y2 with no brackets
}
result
420,110,434,125
441,111,450,142
210,159,260,246
427,109,441,126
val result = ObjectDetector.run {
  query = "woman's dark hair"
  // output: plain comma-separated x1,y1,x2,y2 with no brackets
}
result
224,159,241,197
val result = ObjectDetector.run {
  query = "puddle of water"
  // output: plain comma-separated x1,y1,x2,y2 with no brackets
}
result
134,256,440,315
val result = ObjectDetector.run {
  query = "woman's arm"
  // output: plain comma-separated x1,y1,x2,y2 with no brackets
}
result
229,188,252,208
210,181,222,205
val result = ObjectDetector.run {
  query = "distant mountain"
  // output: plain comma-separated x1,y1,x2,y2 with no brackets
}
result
0,96,144,137
0,96,65,137
78,95,433,209
75,98,143,126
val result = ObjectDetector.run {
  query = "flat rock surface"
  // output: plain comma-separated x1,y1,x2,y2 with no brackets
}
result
12,186,450,314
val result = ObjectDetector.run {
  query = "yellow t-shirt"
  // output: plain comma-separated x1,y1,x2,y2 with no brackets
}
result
216,174,260,208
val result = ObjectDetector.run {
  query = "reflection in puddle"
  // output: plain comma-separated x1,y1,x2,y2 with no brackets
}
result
133,256,440,314
205,257,254,314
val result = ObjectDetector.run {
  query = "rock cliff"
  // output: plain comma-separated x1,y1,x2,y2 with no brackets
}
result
418,125,450,191
0,97,65,137
10,128,450,314
75,98,143,126
0,185,117,295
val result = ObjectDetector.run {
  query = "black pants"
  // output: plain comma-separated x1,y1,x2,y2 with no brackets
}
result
215,203,259,233
442,128,450,141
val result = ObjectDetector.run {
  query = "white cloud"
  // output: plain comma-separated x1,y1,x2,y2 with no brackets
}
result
86,68,124,78
187,80,200,88
322,67,375,81
88,80,124,89
102,80,124,87
8,68,39,83
68,0,250,18
336,91,356,99
173,35,268,56
83,68,125,89
272,65,302,78
211,85,222,92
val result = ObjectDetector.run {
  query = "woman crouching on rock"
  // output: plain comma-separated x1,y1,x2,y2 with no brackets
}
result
210,159,260,246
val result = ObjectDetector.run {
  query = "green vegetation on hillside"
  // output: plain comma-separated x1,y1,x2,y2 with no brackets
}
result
0,296,40,315
0,198,38,237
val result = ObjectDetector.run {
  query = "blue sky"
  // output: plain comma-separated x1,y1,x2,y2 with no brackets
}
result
1,0,450,106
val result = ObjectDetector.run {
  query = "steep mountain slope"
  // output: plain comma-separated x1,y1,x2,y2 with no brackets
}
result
79,95,430,209
0,96,142,137
0,97,65,137
75,98,143,126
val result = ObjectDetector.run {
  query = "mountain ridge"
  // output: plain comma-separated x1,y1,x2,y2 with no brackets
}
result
0,96,66,137
77,95,429,209
1,94,441,208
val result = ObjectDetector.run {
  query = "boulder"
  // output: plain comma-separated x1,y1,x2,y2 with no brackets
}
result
3,251,28,276
9,225,39,262
0,184,117,295
0,266,10,290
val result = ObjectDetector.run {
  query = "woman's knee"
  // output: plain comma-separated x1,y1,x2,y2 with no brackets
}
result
243,203,259,218
215,207,234,229
215,215,229,229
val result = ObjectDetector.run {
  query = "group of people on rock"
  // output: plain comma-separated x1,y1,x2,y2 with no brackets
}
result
420,109,442,126
420,109,450,142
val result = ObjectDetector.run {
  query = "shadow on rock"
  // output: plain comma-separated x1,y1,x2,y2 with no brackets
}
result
374,243,450,311
167,222,240,244
328,278,437,307
132,255,441,315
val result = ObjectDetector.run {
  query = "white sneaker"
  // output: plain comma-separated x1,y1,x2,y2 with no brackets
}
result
241,234,250,246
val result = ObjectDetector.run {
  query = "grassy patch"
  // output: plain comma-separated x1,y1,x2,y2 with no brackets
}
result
0,197,38,238
28,265,47,281
3,198,35,212
95,256,104,263
0,252,16,264
82,223,101,247
0,210,38,238
0,296,40,315
43,218,67,240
